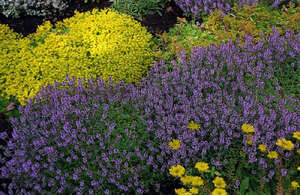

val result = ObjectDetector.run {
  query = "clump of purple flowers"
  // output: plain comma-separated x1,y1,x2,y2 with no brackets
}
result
174,0,298,18
132,29,299,188
0,77,163,194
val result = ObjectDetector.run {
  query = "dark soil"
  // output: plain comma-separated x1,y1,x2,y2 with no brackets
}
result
0,0,187,194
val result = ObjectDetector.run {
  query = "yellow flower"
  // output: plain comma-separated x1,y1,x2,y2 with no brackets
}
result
180,175,194,185
291,181,299,189
267,151,279,159
191,176,204,186
175,188,187,195
187,121,200,130
293,131,300,140
212,188,228,195
189,187,199,194
258,144,267,152
241,124,255,133
175,188,191,195
297,166,300,171
276,138,294,151
213,177,226,189
169,165,185,178
195,162,209,172
169,139,181,150
297,149,300,155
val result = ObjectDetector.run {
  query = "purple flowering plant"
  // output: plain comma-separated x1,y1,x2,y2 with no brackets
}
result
174,0,298,19
131,29,299,193
0,76,165,194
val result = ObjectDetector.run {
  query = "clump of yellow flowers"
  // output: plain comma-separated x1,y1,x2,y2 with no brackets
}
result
0,8,154,105
169,162,228,195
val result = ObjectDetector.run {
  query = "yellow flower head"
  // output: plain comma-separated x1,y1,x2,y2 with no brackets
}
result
189,187,199,194
291,181,300,189
169,165,185,178
297,149,300,155
293,131,300,140
276,138,294,151
191,176,204,186
212,188,228,195
267,151,279,159
213,177,226,189
241,124,255,133
297,166,300,171
180,175,194,185
187,121,200,130
195,162,209,172
169,139,181,150
175,188,187,195
258,144,267,152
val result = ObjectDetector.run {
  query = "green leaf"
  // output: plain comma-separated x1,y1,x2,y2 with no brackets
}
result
240,177,249,194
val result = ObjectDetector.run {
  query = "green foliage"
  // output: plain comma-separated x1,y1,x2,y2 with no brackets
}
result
152,17,219,64
109,0,172,20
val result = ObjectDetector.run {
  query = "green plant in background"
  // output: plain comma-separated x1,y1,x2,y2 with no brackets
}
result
109,0,172,20
152,17,219,65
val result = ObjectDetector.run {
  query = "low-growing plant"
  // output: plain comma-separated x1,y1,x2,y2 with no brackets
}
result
131,29,299,193
169,129,300,194
173,0,298,20
0,0,69,18
0,76,165,194
0,8,155,106
109,0,172,20
203,2,300,46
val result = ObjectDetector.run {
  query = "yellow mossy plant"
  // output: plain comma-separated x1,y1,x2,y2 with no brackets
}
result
0,8,154,105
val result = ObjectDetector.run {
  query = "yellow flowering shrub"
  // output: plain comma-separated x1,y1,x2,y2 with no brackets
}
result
0,8,154,105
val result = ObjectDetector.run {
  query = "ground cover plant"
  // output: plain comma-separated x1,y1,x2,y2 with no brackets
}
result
0,8,154,106
0,0,300,194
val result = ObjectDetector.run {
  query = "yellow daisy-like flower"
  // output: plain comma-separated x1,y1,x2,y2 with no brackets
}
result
175,188,187,195
213,177,226,189
293,131,300,140
189,187,199,194
212,188,228,195
180,175,194,185
297,166,300,171
169,165,185,178
191,176,204,186
187,121,200,130
291,181,300,189
241,123,255,133
195,162,209,172
297,149,300,155
258,144,267,152
267,151,279,159
276,138,294,151
169,139,181,150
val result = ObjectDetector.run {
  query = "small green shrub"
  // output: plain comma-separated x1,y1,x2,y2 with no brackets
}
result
109,0,172,20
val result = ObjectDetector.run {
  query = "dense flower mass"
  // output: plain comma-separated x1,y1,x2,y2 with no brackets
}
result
0,76,162,194
174,0,298,18
0,8,154,105
133,29,300,183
